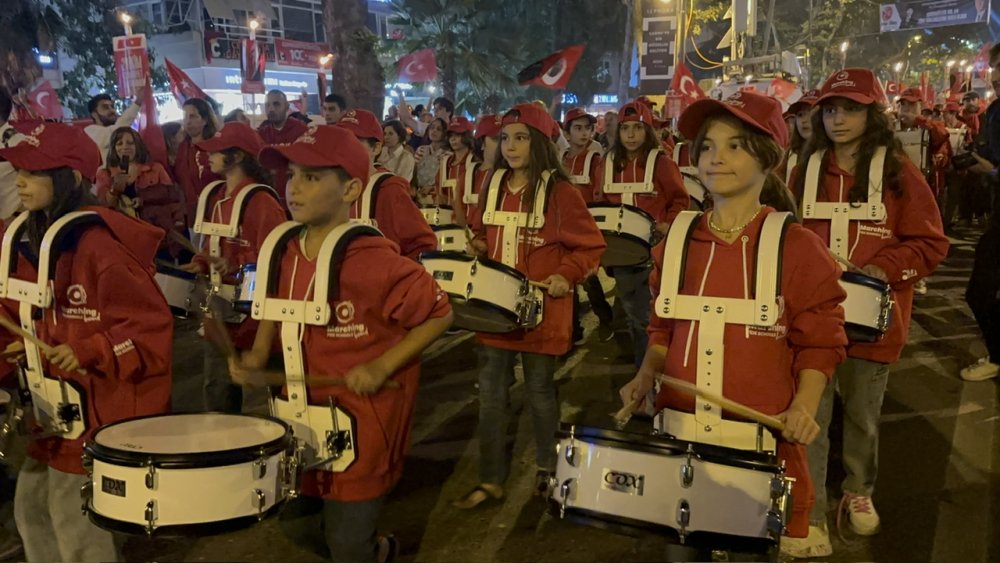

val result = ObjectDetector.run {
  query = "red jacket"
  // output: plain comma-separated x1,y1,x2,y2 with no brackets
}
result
463,167,492,226
352,172,437,260
959,109,981,138
648,209,848,538
273,234,452,501
595,151,689,224
258,119,309,202
174,138,221,227
471,177,606,355
792,151,949,363
192,179,289,349
561,148,602,203
0,207,172,474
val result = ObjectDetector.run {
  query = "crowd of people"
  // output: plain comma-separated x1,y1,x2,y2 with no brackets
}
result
0,42,995,563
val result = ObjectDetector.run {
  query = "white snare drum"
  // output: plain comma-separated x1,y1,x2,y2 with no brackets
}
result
550,425,792,553
432,224,469,252
419,251,543,333
682,172,707,210
587,203,656,267
154,265,200,317
420,205,454,226
839,271,894,342
84,413,294,536
234,263,257,314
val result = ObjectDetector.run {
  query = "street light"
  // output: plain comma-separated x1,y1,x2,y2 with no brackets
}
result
248,18,260,40
319,53,334,67
840,41,849,69
894,61,904,87
119,11,133,35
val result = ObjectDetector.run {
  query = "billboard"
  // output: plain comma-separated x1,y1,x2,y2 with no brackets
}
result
880,1,990,32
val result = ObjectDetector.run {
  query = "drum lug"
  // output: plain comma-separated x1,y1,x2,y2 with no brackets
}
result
676,499,691,544
81,450,93,477
281,440,304,500
79,481,92,516
253,450,268,479
254,489,266,520
144,500,157,536
558,478,574,518
145,462,157,490
680,447,694,488
564,435,577,466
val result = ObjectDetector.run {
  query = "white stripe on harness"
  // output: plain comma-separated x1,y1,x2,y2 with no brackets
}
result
602,148,661,205
482,169,550,267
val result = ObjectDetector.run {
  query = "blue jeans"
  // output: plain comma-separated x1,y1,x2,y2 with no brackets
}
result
807,357,891,524
279,495,386,563
610,264,652,369
478,346,559,485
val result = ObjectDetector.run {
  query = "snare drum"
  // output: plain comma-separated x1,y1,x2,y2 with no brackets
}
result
587,203,655,267
432,224,469,252
154,265,200,317
84,413,294,536
419,251,542,333
234,263,257,314
420,205,454,226
550,425,792,553
682,173,707,210
839,271,894,342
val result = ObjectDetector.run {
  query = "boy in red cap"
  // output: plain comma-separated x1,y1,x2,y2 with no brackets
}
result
0,123,172,562
435,116,478,224
620,90,847,559
234,124,453,563
897,87,951,201
456,103,606,509
788,68,949,556
179,121,288,413
595,101,690,369
337,110,438,259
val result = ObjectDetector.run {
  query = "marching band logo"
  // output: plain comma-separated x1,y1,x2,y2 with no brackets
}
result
836,71,850,81
335,301,355,324
67,284,87,306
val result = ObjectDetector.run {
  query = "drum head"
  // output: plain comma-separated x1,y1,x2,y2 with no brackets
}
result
450,299,519,333
600,235,651,268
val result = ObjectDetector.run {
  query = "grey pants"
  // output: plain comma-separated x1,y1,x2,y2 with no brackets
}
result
807,357,891,524
609,265,652,369
14,458,119,562
279,495,386,563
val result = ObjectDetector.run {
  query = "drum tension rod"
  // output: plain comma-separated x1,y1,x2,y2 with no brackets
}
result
144,500,156,536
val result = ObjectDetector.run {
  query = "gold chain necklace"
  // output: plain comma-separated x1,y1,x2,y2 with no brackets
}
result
708,206,763,234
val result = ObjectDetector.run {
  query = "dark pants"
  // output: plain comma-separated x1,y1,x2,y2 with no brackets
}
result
966,226,1000,360
279,495,386,563
572,275,613,333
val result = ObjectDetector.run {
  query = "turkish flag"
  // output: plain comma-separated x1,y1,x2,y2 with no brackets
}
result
397,49,437,83
240,39,266,94
518,45,585,90
767,78,797,103
27,80,64,120
885,81,902,96
136,75,170,174
670,61,706,109
166,58,208,104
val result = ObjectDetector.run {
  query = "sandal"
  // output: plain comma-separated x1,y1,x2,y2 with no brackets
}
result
451,484,504,510
376,534,398,563
533,470,554,497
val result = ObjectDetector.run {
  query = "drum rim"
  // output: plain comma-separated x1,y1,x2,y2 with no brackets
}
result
449,297,521,333
419,250,526,281
430,224,466,231
557,423,780,472
85,413,292,469
155,266,197,280
238,263,257,273
586,202,656,222
418,204,454,211
87,501,283,537
844,323,883,343
840,271,890,291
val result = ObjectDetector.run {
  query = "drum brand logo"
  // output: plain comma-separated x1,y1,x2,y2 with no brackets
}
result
601,468,645,496
101,476,126,498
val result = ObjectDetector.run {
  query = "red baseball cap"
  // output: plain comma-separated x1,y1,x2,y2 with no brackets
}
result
475,114,502,139
618,101,655,125
0,122,101,181
635,95,657,108
337,109,383,143
196,122,265,157
259,125,371,185
945,102,962,113
678,90,789,148
563,107,596,129
501,103,556,137
785,89,821,117
898,87,922,103
447,116,474,134
816,68,888,106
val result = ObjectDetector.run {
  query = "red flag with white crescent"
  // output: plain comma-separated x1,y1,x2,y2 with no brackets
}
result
26,80,64,120
166,58,208,104
397,49,437,83
670,61,706,109
517,45,585,90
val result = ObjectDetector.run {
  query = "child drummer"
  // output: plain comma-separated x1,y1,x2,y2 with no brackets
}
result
618,91,848,556
231,125,453,562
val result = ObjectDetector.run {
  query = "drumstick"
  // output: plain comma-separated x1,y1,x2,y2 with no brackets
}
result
827,249,865,274
167,230,201,255
656,374,786,432
0,313,86,374
528,280,551,290
612,396,643,429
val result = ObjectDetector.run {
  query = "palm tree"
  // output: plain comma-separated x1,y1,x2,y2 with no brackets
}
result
323,0,386,115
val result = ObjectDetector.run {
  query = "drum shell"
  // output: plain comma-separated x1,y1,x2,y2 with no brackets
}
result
420,205,454,226
234,263,257,314
154,266,199,317
587,204,654,267
432,225,469,252
419,251,527,333
839,272,893,342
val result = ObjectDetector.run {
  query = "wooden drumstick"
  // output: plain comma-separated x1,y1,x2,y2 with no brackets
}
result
528,280,551,290
612,395,643,429
827,249,865,274
167,229,201,255
656,374,786,432
0,313,87,374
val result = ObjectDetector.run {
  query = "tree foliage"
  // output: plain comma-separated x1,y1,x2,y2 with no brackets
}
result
324,0,386,115
0,0,57,93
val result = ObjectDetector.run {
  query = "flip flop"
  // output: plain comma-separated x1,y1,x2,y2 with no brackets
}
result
451,484,504,510
377,534,398,563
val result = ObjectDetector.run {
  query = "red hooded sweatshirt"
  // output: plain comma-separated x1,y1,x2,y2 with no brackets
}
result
192,179,289,349
792,152,949,364
353,171,437,260
0,206,173,474
595,150,690,224
174,138,221,227
561,148,602,203
272,234,452,502
258,118,309,203
471,177,606,356
648,209,848,538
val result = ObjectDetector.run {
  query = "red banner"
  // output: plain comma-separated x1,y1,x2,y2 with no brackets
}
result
113,34,150,99
275,39,326,69
241,39,266,94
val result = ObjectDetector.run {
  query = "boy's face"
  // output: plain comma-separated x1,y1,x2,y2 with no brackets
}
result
286,163,362,226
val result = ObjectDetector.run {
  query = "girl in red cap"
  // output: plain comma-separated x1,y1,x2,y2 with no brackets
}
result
180,122,288,413
788,68,949,556
96,126,187,259
435,117,478,225
619,90,847,558
458,114,502,227
595,101,690,369
0,122,172,562
455,103,606,509
780,90,819,186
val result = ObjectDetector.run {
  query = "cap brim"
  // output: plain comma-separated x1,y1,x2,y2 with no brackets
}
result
678,99,774,143
898,96,921,103
0,144,49,173
815,92,877,106
194,137,231,153
259,144,333,170
564,114,597,128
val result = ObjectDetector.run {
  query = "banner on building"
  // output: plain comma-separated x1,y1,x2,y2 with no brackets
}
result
880,1,990,32
639,0,679,91
241,39,266,94
275,39,327,69
113,34,150,99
